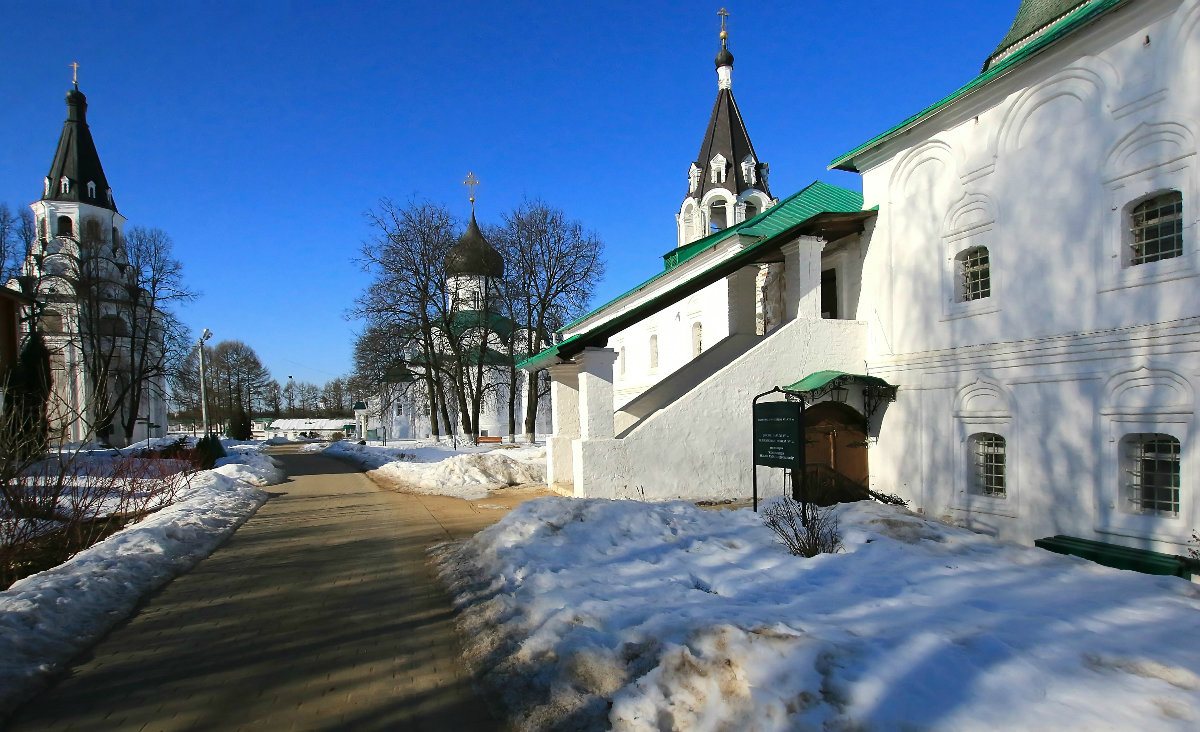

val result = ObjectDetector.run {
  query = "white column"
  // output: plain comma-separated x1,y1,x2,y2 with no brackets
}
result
726,265,759,336
781,236,825,321
546,362,580,486
577,347,618,440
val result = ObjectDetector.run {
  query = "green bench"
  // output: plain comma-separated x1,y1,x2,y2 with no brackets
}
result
1034,535,1199,579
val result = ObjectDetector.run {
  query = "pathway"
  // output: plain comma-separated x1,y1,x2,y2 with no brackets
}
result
6,446,540,731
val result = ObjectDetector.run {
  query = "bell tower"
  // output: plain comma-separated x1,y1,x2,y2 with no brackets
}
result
676,9,775,248
30,68,127,260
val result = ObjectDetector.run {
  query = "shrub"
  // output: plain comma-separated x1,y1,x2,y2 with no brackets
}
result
762,496,842,557
193,435,227,470
227,405,253,441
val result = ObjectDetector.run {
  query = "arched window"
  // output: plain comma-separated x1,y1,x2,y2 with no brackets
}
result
87,181,97,198
56,216,73,238
59,176,69,194
970,433,1006,497
1123,433,1180,517
691,322,703,358
956,246,991,302
39,309,64,333
39,218,48,241
744,202,758,221
112,227,120,248
1130,191,1183,265
648,334,659,370
709,201,728,232
98,315,128,337
85,219,101,242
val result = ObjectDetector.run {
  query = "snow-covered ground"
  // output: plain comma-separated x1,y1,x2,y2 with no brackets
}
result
437,497,1200,731
323,439,547,499
0,441,284,717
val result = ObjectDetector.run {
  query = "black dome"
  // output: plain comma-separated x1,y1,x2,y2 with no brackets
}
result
445,214,504,278
715,46,734,68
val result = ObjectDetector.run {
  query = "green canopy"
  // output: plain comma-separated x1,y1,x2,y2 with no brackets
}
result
782,370,895,394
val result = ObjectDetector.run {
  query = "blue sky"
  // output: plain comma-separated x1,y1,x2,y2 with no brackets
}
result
0,1,1016,388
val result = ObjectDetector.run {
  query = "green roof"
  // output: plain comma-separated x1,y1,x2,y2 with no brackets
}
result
664,181,864,271
782,370,895,394
989,0,1090,67
829,0,1126,172
518,181,867,372
557,181,862,336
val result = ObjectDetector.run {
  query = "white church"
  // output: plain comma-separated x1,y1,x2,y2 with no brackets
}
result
356,208,552,442
8,82,168,448
523,0,1200,555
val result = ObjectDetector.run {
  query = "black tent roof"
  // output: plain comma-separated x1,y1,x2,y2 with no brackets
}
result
42,88,117,212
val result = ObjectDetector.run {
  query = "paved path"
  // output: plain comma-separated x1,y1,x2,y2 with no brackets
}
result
6,446,539,731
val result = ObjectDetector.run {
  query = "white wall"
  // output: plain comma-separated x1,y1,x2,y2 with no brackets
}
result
858,0,1200,551
575,316,867,501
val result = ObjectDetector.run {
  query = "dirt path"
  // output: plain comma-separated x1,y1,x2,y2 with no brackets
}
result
6,446,544,731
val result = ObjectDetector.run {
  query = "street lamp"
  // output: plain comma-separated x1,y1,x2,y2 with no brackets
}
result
198,328,213,435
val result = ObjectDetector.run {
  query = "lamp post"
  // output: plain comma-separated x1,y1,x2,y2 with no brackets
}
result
198,328,213,435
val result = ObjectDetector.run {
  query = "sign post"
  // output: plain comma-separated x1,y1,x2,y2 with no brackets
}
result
751,388,804,512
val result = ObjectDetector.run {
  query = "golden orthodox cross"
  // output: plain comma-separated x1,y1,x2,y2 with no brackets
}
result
718,8,729,33
69,62,80,87
463,171,480,210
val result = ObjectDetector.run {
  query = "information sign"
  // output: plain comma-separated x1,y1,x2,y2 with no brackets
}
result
753,401,803,470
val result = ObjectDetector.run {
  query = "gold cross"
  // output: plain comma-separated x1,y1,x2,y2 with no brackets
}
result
463,171,480,207
69,62,80,87
718,7,729,33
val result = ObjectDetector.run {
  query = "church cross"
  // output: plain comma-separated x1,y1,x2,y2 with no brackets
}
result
69,62,80,88
718,8,729,34
463,171,480,211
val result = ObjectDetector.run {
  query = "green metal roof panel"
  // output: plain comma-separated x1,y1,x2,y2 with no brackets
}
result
829,0,1126,172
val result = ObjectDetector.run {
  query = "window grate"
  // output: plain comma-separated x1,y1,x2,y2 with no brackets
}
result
959,246,991,302
1131,192,1183,265
1127,434,1180,517
972,433,1006,497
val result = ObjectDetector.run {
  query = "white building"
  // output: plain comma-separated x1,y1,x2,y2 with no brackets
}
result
9,84,167,447
526,0,1200,556
358,211,551,442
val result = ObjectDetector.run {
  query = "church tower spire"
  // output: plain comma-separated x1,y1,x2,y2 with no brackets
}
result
676,9,775,248
31,71,126,253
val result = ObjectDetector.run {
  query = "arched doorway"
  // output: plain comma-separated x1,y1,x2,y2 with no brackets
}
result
802,401,869,505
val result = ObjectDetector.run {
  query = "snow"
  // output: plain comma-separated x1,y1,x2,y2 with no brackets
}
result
0,442,283,716
324,439,547,499
436,497,1200,731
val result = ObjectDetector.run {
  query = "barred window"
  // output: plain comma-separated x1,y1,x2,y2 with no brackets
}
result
957,246,991,302
1124,434,1181,517
971,433,1006,497
1130,192,1183,266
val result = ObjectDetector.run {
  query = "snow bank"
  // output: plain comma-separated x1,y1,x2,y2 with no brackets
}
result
437,497,1200,731
0,444,283,717
326,440,546,499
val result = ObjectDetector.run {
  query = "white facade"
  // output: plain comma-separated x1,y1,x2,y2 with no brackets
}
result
856,0,1200,552
537,0,1200,554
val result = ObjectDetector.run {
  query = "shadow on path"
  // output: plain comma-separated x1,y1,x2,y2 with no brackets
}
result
6,448,503,732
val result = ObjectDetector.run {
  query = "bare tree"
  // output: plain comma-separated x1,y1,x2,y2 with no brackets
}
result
352,199,458,439
495,200,605,441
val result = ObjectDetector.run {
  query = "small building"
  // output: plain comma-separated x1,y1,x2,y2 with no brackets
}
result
268,418,355,441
